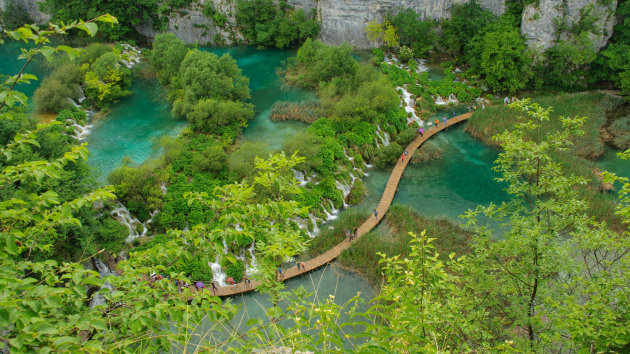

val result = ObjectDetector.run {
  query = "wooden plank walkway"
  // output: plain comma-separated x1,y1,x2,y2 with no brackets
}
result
206,112,473,297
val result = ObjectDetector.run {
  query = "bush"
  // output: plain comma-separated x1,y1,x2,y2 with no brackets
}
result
34,79,74,113
181,258,213,281
396,127,418,147
346,178,365,204
375,142,403,168
224,260,245,282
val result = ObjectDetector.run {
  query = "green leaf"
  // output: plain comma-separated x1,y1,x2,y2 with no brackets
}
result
90,319,107,330
44,295,63,308
95,14,118,24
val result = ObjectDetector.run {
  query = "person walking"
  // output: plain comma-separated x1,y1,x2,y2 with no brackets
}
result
452,111,456,118
353,227,358,240
277,267,283,279
297,261,301,270
301,261,306,270
434,118,439,127
211,282,217,294
418,128,424,136
374,209,378,219
195,281,205,292
404,150,408,157
443,116,447,127
400,153,406,164
243,275,250,284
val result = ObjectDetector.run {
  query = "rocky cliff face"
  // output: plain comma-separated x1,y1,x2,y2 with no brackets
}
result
0,0,619,53
0,0,50,27
288,0,505,49
521,0,617,52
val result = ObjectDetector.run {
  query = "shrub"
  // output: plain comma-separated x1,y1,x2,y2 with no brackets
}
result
224,260,245,282
375,142,403,168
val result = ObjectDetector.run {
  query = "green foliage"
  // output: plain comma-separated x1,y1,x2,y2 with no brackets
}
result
290,38,358,88
0,0,32,30
180,257,213,281
40,0,161,40
389,8,437,56
149,33,188,86
463,99,630,351
33,77,76,113
544,34,597,89
440,0,497,56
375,141,403,167
83,51,132,107
365,20,399,49
466,18,531,93
346,178,365,204
235,0,319,48
224,260,245,281
228,141,269,181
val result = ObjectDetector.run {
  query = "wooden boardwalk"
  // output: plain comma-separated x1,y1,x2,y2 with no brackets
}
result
208,112,473,297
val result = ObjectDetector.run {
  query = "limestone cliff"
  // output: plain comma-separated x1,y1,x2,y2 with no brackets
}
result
0,0,619,53
521,0,617,52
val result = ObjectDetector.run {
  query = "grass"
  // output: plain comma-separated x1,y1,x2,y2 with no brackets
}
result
303,204,474,285
465,92,628,231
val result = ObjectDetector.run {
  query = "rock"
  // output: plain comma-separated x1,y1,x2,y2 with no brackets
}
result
0,0,50,26
521,0,617,52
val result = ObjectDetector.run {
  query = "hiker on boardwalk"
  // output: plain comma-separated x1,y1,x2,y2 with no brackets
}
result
301,261,306,270
452,111,456,118
296,260,301,270
195,281,205,292
211,282,217,294
226,276,235,285
243,275,250,284
504,96,509,105
400,153,406,164
374,209,378,219
345,228,352,241
418,127,424,136
434,118,439,127
353,227,358,240
443,116,447,127
277,267,283,279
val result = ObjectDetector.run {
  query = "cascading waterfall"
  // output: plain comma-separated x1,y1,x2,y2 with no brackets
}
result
246,241,258,275
119,43,142,69
110,203,159,242
160,183,167,195
292,169,313,186
343,148,354,161
435,95,447,105
448,93,458,104
308,213,320,237
210,255,227,286
89,259,115,308
335,180,351,207
397,85,423,126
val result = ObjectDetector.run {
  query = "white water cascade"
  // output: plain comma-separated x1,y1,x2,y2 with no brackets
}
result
398,86,423,126
448,93,458,104
246,241,259,275
308,213,320,237
292,169,314,186
210,255,228,286
335,180,351,207
110,204,159,242
89,259,116,308
435,95,447,105
119,43,142,68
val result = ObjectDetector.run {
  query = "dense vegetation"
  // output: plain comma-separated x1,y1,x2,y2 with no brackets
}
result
370,1,630,96
235,0,320,48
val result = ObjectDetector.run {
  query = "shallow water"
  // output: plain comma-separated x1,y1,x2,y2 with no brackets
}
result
0,41,50,104
597,145,630,179
85,78,186,181
185,261,375,351
352,113,509,223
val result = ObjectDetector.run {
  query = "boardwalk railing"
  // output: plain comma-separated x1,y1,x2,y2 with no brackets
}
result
207,112,473,297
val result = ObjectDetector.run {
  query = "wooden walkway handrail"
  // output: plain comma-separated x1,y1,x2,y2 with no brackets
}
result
203,113,473,297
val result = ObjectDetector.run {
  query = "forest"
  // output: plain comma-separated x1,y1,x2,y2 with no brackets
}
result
0,0,629,352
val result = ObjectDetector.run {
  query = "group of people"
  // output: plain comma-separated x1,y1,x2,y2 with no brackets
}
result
149,273,219,294
345,227,358,242
504,96,518,105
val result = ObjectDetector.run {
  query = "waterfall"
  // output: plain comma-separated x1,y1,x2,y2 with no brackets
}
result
397,85,423,126
292,169,313,186
110,203,159,242
89,259,115,308
119,43,142,69
448,93,458,104
77,87,86,104
335,180,351,207
210,255,227,286
308,213,319,237
160,183,167,195
435,95,447,105
67,97,80,108
343,148,354,161
246,241,258,275
322,201,338,221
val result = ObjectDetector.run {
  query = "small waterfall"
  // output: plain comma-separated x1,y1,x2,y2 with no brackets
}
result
89,259,115,308
308,213,319,237
110,203,159,242
292,169,313,186
322,201,338,221
397,85,423,126
119,43,142,69
160,183,167,195
210,255,227,286
246,241,258,275
343,148,354,161
448,93,458,104
77,87,86,104
335,180,351,207
435,95,447,105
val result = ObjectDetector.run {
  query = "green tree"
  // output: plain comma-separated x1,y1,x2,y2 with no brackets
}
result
467,19,531,93
440,0,496,56
463,99,630,351
149,32,188,86
1,16,231,352
390,8,437,56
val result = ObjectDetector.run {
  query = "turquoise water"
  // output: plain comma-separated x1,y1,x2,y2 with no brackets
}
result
597,145,630,180
85,78,186,181
352,121,509,223
0,41,49,104
186,262,374,350
203,47,315,151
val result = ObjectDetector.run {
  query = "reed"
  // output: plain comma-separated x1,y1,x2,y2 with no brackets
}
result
270,101,325,123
